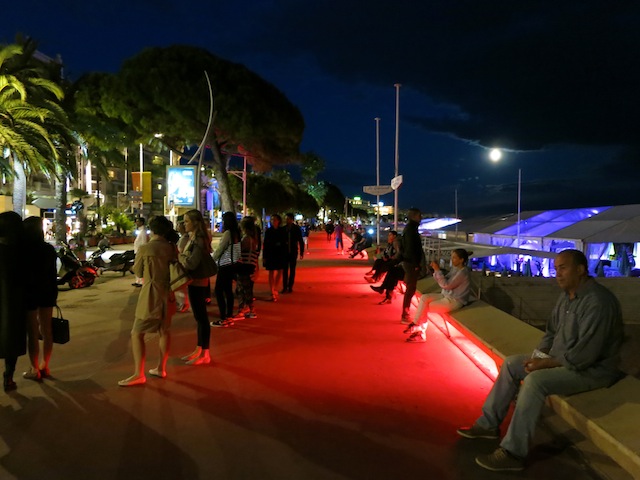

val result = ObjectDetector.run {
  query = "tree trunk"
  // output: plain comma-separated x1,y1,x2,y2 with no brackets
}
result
11,155,26,218
54,172,67,243
210,137,235,213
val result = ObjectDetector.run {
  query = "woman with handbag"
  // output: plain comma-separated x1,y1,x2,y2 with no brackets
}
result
211,211,241,327
118,216,179,386
180,210,217,365
23,216,58,380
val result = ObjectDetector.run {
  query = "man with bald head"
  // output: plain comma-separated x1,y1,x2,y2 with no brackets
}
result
457,249,624,472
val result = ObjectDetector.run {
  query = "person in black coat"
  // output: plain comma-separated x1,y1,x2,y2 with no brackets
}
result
282,213,305,293
23,216,59,380
262,214,287,302
0,212,27,392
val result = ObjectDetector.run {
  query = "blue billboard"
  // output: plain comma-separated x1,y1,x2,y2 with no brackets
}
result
167,166,197,208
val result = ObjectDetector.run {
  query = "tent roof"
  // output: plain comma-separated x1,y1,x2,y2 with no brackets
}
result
426,239,558,259
442,204,640,244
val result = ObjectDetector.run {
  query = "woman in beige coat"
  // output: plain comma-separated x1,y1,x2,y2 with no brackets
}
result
118,217,178,387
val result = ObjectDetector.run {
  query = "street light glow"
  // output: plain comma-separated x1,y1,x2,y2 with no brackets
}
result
489,148,502,162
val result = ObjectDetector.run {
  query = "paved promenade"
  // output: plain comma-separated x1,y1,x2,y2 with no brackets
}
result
0,234,620,479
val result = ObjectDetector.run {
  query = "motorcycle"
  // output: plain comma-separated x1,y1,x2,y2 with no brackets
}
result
56,242,98,289
87,244,135,276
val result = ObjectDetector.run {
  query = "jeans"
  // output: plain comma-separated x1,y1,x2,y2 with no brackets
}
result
402,263,419,312
188,285,210,349
215,265,235,319
282,254,298,290
381,266,404,295
476,354,614,458
4,357,17,377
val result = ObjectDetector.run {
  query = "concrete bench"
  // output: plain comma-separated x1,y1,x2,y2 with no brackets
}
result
413,282,640,478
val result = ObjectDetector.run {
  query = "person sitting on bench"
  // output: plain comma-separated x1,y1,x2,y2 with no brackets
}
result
364,230,399,282
457,249,624,472
403,248,471,343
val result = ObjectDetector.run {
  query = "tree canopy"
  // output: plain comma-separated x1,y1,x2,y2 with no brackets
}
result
67,72,134,174
100,45,305,211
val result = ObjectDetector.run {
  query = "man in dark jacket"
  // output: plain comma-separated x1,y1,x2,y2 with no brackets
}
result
282,213,305,293
400,208,423,322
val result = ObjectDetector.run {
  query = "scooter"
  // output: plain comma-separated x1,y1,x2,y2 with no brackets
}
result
87,244,135,276
56,242,98,289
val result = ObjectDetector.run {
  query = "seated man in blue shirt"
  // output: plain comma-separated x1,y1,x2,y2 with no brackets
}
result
457,249,624,472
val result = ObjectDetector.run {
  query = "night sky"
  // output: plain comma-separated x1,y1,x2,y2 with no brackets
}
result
5,1,640,218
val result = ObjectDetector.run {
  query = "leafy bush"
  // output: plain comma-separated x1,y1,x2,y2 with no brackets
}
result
98,206,134,236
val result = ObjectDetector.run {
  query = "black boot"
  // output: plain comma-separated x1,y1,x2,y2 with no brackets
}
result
370,285,384,294
3,372,17,392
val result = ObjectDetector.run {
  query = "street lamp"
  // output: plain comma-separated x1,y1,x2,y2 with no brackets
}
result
393,83,401,230
375,117,381,245
228,154,248,217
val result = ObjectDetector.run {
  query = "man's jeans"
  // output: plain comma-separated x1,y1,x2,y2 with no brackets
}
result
475,354,614,458
402,263,419,312
282,254,298,290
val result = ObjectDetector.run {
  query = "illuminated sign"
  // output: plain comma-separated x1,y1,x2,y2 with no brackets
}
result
131,172,152,203
167,166,197,208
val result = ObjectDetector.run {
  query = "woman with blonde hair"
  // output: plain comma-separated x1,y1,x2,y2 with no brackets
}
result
180,210,217,365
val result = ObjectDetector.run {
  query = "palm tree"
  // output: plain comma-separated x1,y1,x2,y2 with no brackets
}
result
0,42,75,217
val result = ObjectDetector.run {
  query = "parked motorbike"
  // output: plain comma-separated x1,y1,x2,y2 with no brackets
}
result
56,242,98,289
87,244,135,276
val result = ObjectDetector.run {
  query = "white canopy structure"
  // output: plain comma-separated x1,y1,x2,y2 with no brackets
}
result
437,204,640,277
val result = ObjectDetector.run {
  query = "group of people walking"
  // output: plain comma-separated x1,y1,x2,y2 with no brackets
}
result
262,213,305,302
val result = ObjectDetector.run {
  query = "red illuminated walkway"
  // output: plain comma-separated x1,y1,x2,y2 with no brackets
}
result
0,233,606,479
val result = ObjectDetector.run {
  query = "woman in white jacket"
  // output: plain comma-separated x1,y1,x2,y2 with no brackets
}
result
405,248,471,343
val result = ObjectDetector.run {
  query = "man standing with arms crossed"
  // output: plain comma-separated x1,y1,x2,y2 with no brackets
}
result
399,208,423,323
457,249,624,471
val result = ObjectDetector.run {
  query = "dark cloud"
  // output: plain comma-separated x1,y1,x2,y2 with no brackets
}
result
7,1,640,218
258,0,640,150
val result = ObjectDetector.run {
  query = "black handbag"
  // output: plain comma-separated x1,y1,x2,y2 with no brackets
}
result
52,305,70,344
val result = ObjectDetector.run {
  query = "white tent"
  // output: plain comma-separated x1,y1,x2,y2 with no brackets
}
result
439,204,640,277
